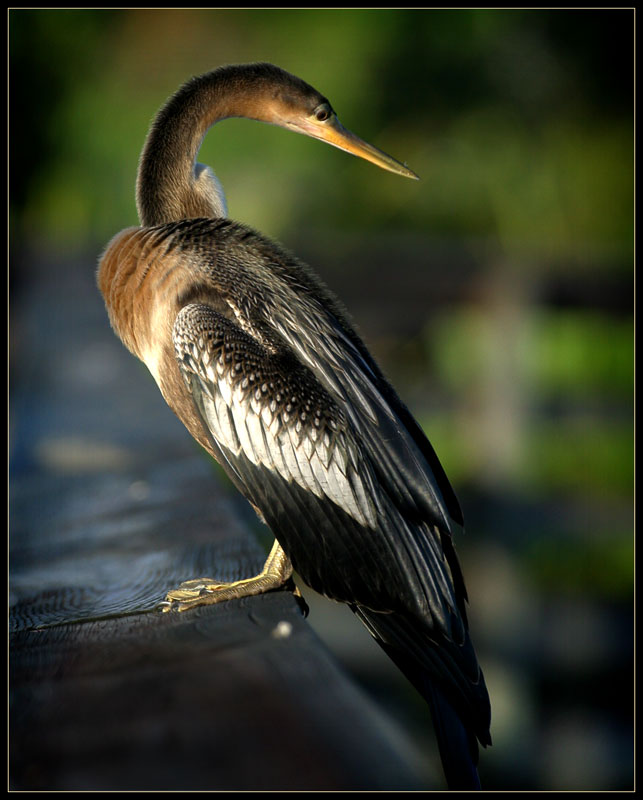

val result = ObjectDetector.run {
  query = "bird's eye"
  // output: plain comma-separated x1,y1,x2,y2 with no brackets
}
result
314,104,332,122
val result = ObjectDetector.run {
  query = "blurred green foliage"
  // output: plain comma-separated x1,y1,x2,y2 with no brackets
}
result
525,532,633,599
431,310,633,398
527,312,633,398
9,8,633,261
427,307,633,501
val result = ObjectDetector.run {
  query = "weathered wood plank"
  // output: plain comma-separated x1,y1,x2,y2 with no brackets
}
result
10,457,267,631
11,590,426,791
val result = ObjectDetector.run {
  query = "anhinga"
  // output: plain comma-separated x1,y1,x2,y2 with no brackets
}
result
98,62,491,790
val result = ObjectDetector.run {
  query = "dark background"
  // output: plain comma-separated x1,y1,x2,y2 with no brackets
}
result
9,8,634,790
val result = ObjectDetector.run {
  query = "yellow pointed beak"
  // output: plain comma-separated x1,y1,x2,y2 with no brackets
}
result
296,114,419,180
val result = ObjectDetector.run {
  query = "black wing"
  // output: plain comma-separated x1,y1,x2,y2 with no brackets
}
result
173,301,462,625
170,231,491,781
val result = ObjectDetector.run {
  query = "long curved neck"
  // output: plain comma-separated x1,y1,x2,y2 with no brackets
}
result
136,64,299,227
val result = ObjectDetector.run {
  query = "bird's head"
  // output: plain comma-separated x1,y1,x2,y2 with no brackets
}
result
250,63,419,180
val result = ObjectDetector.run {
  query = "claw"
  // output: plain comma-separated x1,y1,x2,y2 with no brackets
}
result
160,539,294,613
166,579,220,603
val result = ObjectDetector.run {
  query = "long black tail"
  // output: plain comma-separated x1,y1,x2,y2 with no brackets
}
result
424,678,481,789
352,606,491,790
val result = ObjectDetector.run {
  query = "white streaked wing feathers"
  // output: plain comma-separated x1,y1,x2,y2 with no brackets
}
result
190,362,377,528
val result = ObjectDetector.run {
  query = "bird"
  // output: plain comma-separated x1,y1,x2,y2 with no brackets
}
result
97,62,491,790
